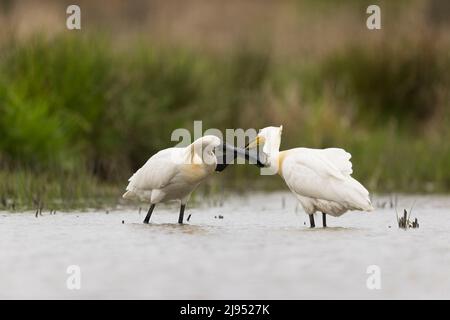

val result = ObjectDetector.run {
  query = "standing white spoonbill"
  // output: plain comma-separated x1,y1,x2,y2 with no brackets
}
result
123,135,264,224
251,126,373,227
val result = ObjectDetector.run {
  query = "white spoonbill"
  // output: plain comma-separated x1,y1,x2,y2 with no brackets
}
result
252,126,373,227
123,135,264,224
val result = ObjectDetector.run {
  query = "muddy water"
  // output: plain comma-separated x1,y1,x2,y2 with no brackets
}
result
1,193,449,299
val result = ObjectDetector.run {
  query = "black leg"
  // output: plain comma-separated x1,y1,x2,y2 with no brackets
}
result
322,212,327,228
143,204,155,224
178,204,186,224
309,214,315,228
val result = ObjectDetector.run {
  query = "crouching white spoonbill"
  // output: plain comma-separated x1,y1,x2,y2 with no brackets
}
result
123,135,264,224
251,126,373,228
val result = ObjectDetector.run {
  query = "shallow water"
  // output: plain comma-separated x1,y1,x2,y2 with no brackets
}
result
1,193,449,299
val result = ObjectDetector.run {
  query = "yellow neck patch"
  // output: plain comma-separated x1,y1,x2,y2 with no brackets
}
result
277,151,287,175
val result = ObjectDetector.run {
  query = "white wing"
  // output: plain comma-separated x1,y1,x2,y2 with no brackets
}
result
321,148,353,175
281,148,372,211
125,148,182,193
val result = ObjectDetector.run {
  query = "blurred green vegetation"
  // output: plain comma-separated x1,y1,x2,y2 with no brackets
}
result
0,34,449,210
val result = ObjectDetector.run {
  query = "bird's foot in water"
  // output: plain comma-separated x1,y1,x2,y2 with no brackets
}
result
143,204,156,224
309,214,315,228
178,204,186,224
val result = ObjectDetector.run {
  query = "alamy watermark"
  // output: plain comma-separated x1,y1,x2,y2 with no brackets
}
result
66,5,81,30
366,265,381,290
366,5,381,30
66,4,381,32
169,121,278,175
66,265,81,290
